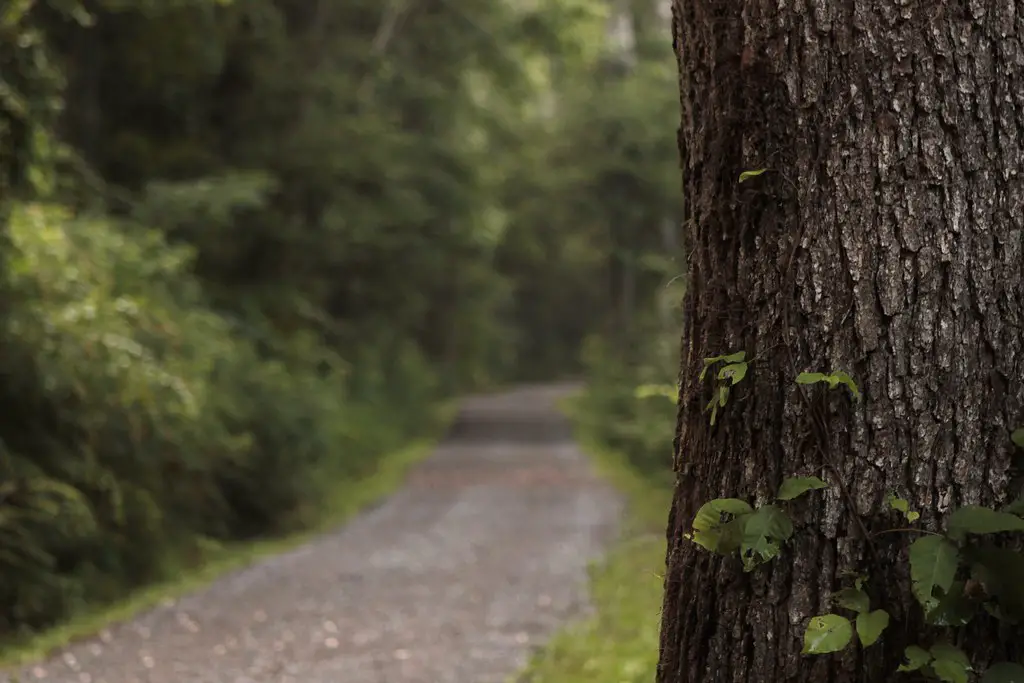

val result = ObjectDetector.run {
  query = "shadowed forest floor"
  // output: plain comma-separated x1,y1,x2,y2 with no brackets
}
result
2,384,624,683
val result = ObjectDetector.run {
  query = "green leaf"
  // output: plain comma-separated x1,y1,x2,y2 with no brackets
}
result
701,352,746,381
889,495,910,514
802,614,853,654
739,505,793,571
777,476,828,501
898,645,933,672
888,494,921,522
796,372,826,385
855,609,889,647
738,168,767,183
691,499,754,553
1012,428,1024,449
717,362,747,385
834,587,870,613
830,371,861,400
982,662,1024,682
909,536,959,611
718,385,729,407
947,505,1024,540
930,643,972,683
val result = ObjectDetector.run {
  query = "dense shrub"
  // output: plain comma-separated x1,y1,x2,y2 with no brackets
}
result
575,320,678,482
0,203,440,635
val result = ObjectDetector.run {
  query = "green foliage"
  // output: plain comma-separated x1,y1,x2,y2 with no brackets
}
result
802,614,853,654
776,476,828,501
699,351,747,425
738,168,767,183
795,370,861,401
686,424,1024,679
2,0,684,644
0,203,442,634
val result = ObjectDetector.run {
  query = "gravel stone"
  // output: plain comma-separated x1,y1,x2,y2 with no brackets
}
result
3,383,624,683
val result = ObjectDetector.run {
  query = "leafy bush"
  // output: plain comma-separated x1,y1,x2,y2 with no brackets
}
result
575,325,678,481
0,203,440,636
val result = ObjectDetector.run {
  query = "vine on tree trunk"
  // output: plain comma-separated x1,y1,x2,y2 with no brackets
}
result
677,354,1024,683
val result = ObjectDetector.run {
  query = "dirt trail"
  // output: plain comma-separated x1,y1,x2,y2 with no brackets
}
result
4,383,624,683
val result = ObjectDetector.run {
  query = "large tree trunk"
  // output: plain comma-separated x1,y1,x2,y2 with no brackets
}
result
659,1,1024,681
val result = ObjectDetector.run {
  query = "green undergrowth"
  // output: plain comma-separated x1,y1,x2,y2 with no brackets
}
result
516,394,671,683
0,400,457,669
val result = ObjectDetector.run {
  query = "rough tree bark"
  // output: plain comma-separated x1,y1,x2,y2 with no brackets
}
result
659,1,1024,681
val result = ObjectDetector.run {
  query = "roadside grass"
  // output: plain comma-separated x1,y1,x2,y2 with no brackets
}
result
515,395,672,683
0,400,460,669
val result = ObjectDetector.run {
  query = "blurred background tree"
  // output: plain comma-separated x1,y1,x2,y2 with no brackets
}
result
0,0,680,639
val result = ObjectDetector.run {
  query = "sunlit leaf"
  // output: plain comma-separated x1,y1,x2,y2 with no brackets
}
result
855,609,889,647
801,614,853,654
738,168,767,183
777,476,828,501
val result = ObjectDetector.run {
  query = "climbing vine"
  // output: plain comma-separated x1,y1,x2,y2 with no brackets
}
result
682,353,1024,682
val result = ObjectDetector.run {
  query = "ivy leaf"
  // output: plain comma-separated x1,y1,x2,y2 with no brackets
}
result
701,352,747,381
738,168,767,183
889,495,910,514
930,643,972,683
1012,428,1024,449
692,499,754,553
834,587,870,613
802,614,853,654
829,370,861,401
887,494,920,522
982,662,1024,682
898,645,933,672
777,476,828,501
909,536,959,612
796,372,826,385
739,505,793,571
717,362,747,385
947,505,1024,541
693,498,754,529
855,609,889,647
716,516,747,554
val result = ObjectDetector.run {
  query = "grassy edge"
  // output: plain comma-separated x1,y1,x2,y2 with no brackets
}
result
512,392,672,683
0,399,461,669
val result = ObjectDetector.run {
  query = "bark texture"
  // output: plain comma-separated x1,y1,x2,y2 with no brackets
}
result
660,1,1024,681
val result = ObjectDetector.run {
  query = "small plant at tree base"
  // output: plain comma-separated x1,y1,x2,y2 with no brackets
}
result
681,357,1024,681
698,351,748,426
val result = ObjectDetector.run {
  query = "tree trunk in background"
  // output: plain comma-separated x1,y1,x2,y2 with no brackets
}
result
659,1,1024,681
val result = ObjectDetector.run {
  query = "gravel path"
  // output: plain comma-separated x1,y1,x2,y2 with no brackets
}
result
4,383,624,683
